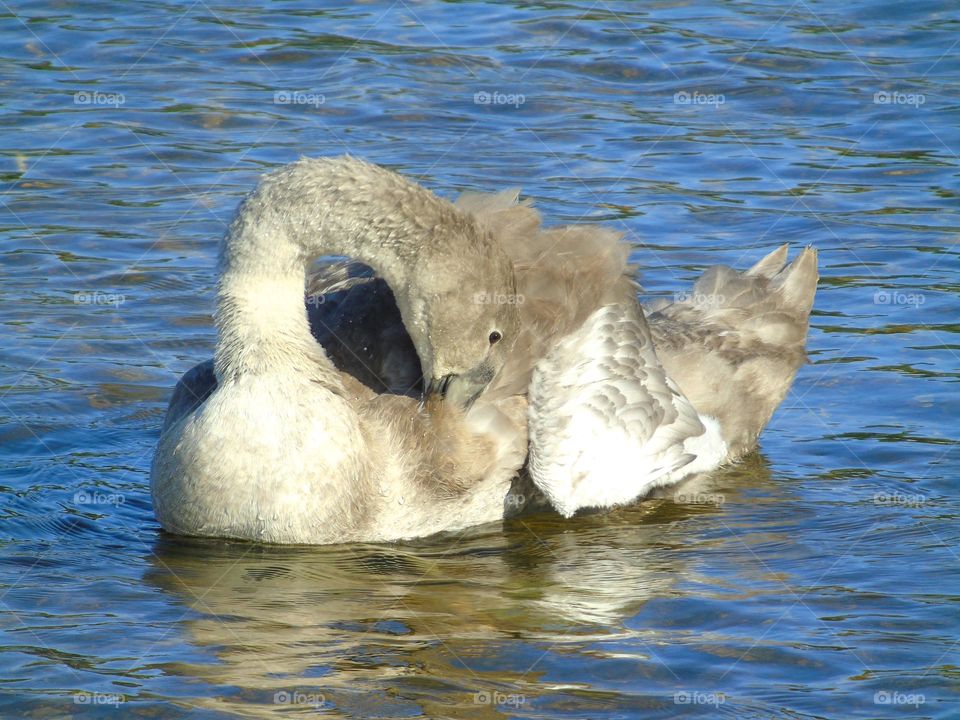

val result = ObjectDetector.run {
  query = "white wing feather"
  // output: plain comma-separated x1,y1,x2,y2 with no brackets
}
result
528,301,725,517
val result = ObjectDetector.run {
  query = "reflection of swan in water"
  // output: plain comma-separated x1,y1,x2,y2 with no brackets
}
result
143,456,784,717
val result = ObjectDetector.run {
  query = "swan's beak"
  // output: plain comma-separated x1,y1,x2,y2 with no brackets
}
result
427,364,494,410
426,374,455,401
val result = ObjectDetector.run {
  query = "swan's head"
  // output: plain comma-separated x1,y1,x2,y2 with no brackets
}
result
412,244,520,410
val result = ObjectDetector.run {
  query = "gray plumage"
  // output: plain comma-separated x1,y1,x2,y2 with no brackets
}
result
158,158,819,538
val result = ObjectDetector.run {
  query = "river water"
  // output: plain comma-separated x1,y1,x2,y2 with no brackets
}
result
1,1,957,717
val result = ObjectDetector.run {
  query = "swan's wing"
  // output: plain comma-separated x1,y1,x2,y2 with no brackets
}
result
162,359,216,432
306,261,422,396
527,300,711,518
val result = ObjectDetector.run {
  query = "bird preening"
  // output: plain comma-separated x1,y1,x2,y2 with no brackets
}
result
150,156,818,544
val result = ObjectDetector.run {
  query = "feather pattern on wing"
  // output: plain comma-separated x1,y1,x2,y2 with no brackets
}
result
526,299,712,517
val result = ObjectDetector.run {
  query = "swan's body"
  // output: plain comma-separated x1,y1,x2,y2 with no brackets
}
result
151,157,528,544
153,157,819,543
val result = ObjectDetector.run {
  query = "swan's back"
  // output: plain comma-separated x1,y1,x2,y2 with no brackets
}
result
458,190,818,456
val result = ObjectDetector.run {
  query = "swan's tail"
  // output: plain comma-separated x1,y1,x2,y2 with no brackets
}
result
675,244,817,345
646,244,818,348
647,245,819,458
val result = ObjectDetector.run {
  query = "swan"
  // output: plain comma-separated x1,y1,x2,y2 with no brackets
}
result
151,156,530,544
154,156,819,543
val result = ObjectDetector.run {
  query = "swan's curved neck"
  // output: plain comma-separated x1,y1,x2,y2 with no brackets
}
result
213,157,455,382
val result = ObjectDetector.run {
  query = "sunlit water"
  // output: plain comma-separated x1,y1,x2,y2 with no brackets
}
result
1,1,958,718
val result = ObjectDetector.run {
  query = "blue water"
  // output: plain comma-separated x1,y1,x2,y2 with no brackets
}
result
1,1,958,718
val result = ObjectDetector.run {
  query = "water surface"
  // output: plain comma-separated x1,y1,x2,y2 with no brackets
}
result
1,0,958,717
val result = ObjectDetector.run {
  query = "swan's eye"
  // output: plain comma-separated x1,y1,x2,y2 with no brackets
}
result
488,330,502,345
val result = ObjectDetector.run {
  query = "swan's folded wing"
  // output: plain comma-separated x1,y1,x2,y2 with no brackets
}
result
305,262,422,396
527,300,707,518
